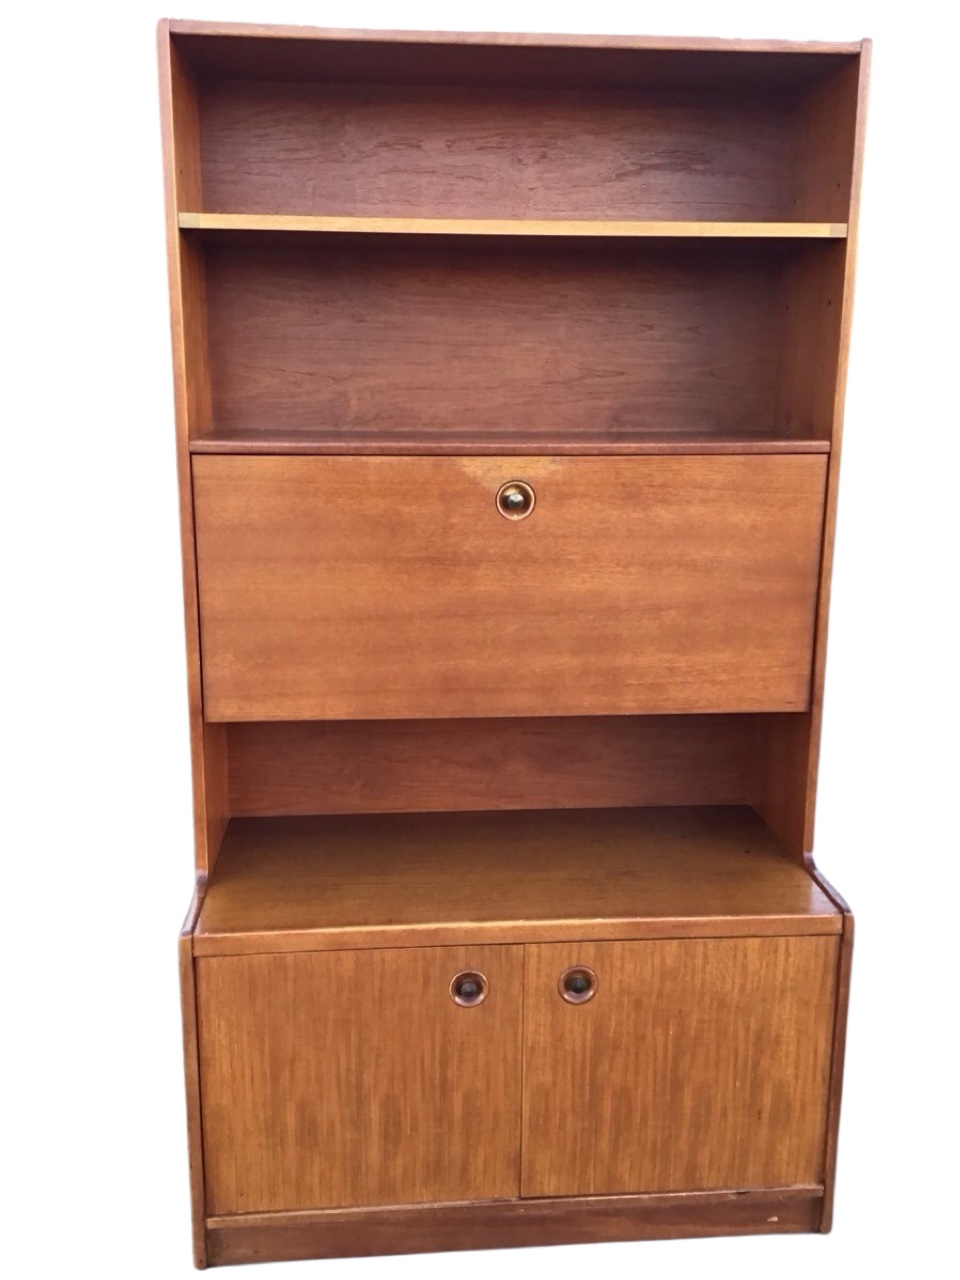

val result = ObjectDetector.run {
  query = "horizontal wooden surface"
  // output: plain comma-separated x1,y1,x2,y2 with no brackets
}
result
226,715,755,817
193,454,826,721
181,213,847,238
192,807,840,956
191,429,831,456
170,22,862,54
204,1187,824,1264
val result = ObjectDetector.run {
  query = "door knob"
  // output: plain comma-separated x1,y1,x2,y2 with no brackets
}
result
450,970,489,1007
496,480,535,520
559,965,598,1004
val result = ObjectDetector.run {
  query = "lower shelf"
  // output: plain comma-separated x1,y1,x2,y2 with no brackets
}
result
204,1188,825,1265
194,805,840,955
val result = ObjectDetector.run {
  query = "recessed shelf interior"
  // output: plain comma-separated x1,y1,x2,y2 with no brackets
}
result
192,63,855,222
193,236,843,446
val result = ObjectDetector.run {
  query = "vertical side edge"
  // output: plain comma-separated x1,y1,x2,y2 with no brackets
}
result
751,44,871,860
180,880,209,1268
158,21,228,875
810,871,854,1231
799,40,872,854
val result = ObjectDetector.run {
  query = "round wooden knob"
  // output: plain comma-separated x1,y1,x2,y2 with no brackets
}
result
450,970,489,1007
496,480,535,520
559,965,598,1004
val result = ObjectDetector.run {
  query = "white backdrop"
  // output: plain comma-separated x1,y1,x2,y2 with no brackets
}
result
5,1,957,1276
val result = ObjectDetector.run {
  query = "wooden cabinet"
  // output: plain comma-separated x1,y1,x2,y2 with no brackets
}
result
161,21,868,1270
197,946,522,1213
193,455,826,721
195,930,839,1215
521,937,839,1198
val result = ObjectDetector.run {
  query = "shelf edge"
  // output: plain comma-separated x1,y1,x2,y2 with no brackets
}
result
178,213,848,239
189,436,833,457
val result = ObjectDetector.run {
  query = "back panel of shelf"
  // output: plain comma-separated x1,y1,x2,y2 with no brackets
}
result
187,234,845,448
178,31,860,224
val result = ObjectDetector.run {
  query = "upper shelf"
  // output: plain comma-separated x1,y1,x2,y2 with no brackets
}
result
179,213,848,239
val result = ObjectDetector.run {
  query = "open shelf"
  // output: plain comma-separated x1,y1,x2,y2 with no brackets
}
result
180,213,847,239
194,806,841,956
192,236,842,445
190,428,831,456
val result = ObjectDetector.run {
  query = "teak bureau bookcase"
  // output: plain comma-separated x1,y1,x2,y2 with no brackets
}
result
158,22,870,1269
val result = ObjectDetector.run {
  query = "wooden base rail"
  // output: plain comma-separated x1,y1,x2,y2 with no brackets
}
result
205,1188,825,1266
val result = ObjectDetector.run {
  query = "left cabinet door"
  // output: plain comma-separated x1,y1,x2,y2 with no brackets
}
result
196,945,523,1215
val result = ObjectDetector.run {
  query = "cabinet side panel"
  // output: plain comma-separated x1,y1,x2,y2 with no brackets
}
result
792,58,862,221
179,883,208,1268
159,25,227,873
754,45,870,856
815,879,854,1232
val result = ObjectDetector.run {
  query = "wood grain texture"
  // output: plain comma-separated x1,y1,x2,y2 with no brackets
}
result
199,82,800,221
196,945,522,1214
202,238,787,439
192,808,840,957
225,715,755,817
752,46,870,857
777,242,847,441
172,24,860,94
798,46,872,854
792,57,862,221
160,26,869,1262
812,870,854,1232
179,882,208,1269
191,429,831,456
181,213,848,237
171,21,862,53
521,935,839,1196
193,454,826,721
157,23,227,876
204,1188,824,1264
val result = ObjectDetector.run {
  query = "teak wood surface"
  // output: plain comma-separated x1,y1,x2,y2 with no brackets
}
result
159,22,870,1268
522,935,838,1196
197,935,836,1216
181,213,848,237
193,807,840,957
193,454,827,721
224,715,758,816
200,239,797,440
205,1188,824,1264
197,945,522,1214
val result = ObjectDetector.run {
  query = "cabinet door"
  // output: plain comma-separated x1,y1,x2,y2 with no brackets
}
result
193,454,826,721
521,936,839,1198
197,945,522,1214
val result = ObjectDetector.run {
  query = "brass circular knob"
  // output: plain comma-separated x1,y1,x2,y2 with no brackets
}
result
559,965,598,1004
496,480,535,520
450,970,489,1007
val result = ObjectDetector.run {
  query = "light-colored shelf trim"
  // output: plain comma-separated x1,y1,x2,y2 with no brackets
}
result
179,212,848,239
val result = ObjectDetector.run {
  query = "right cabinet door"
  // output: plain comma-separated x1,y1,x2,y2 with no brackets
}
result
521,936,839,1198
